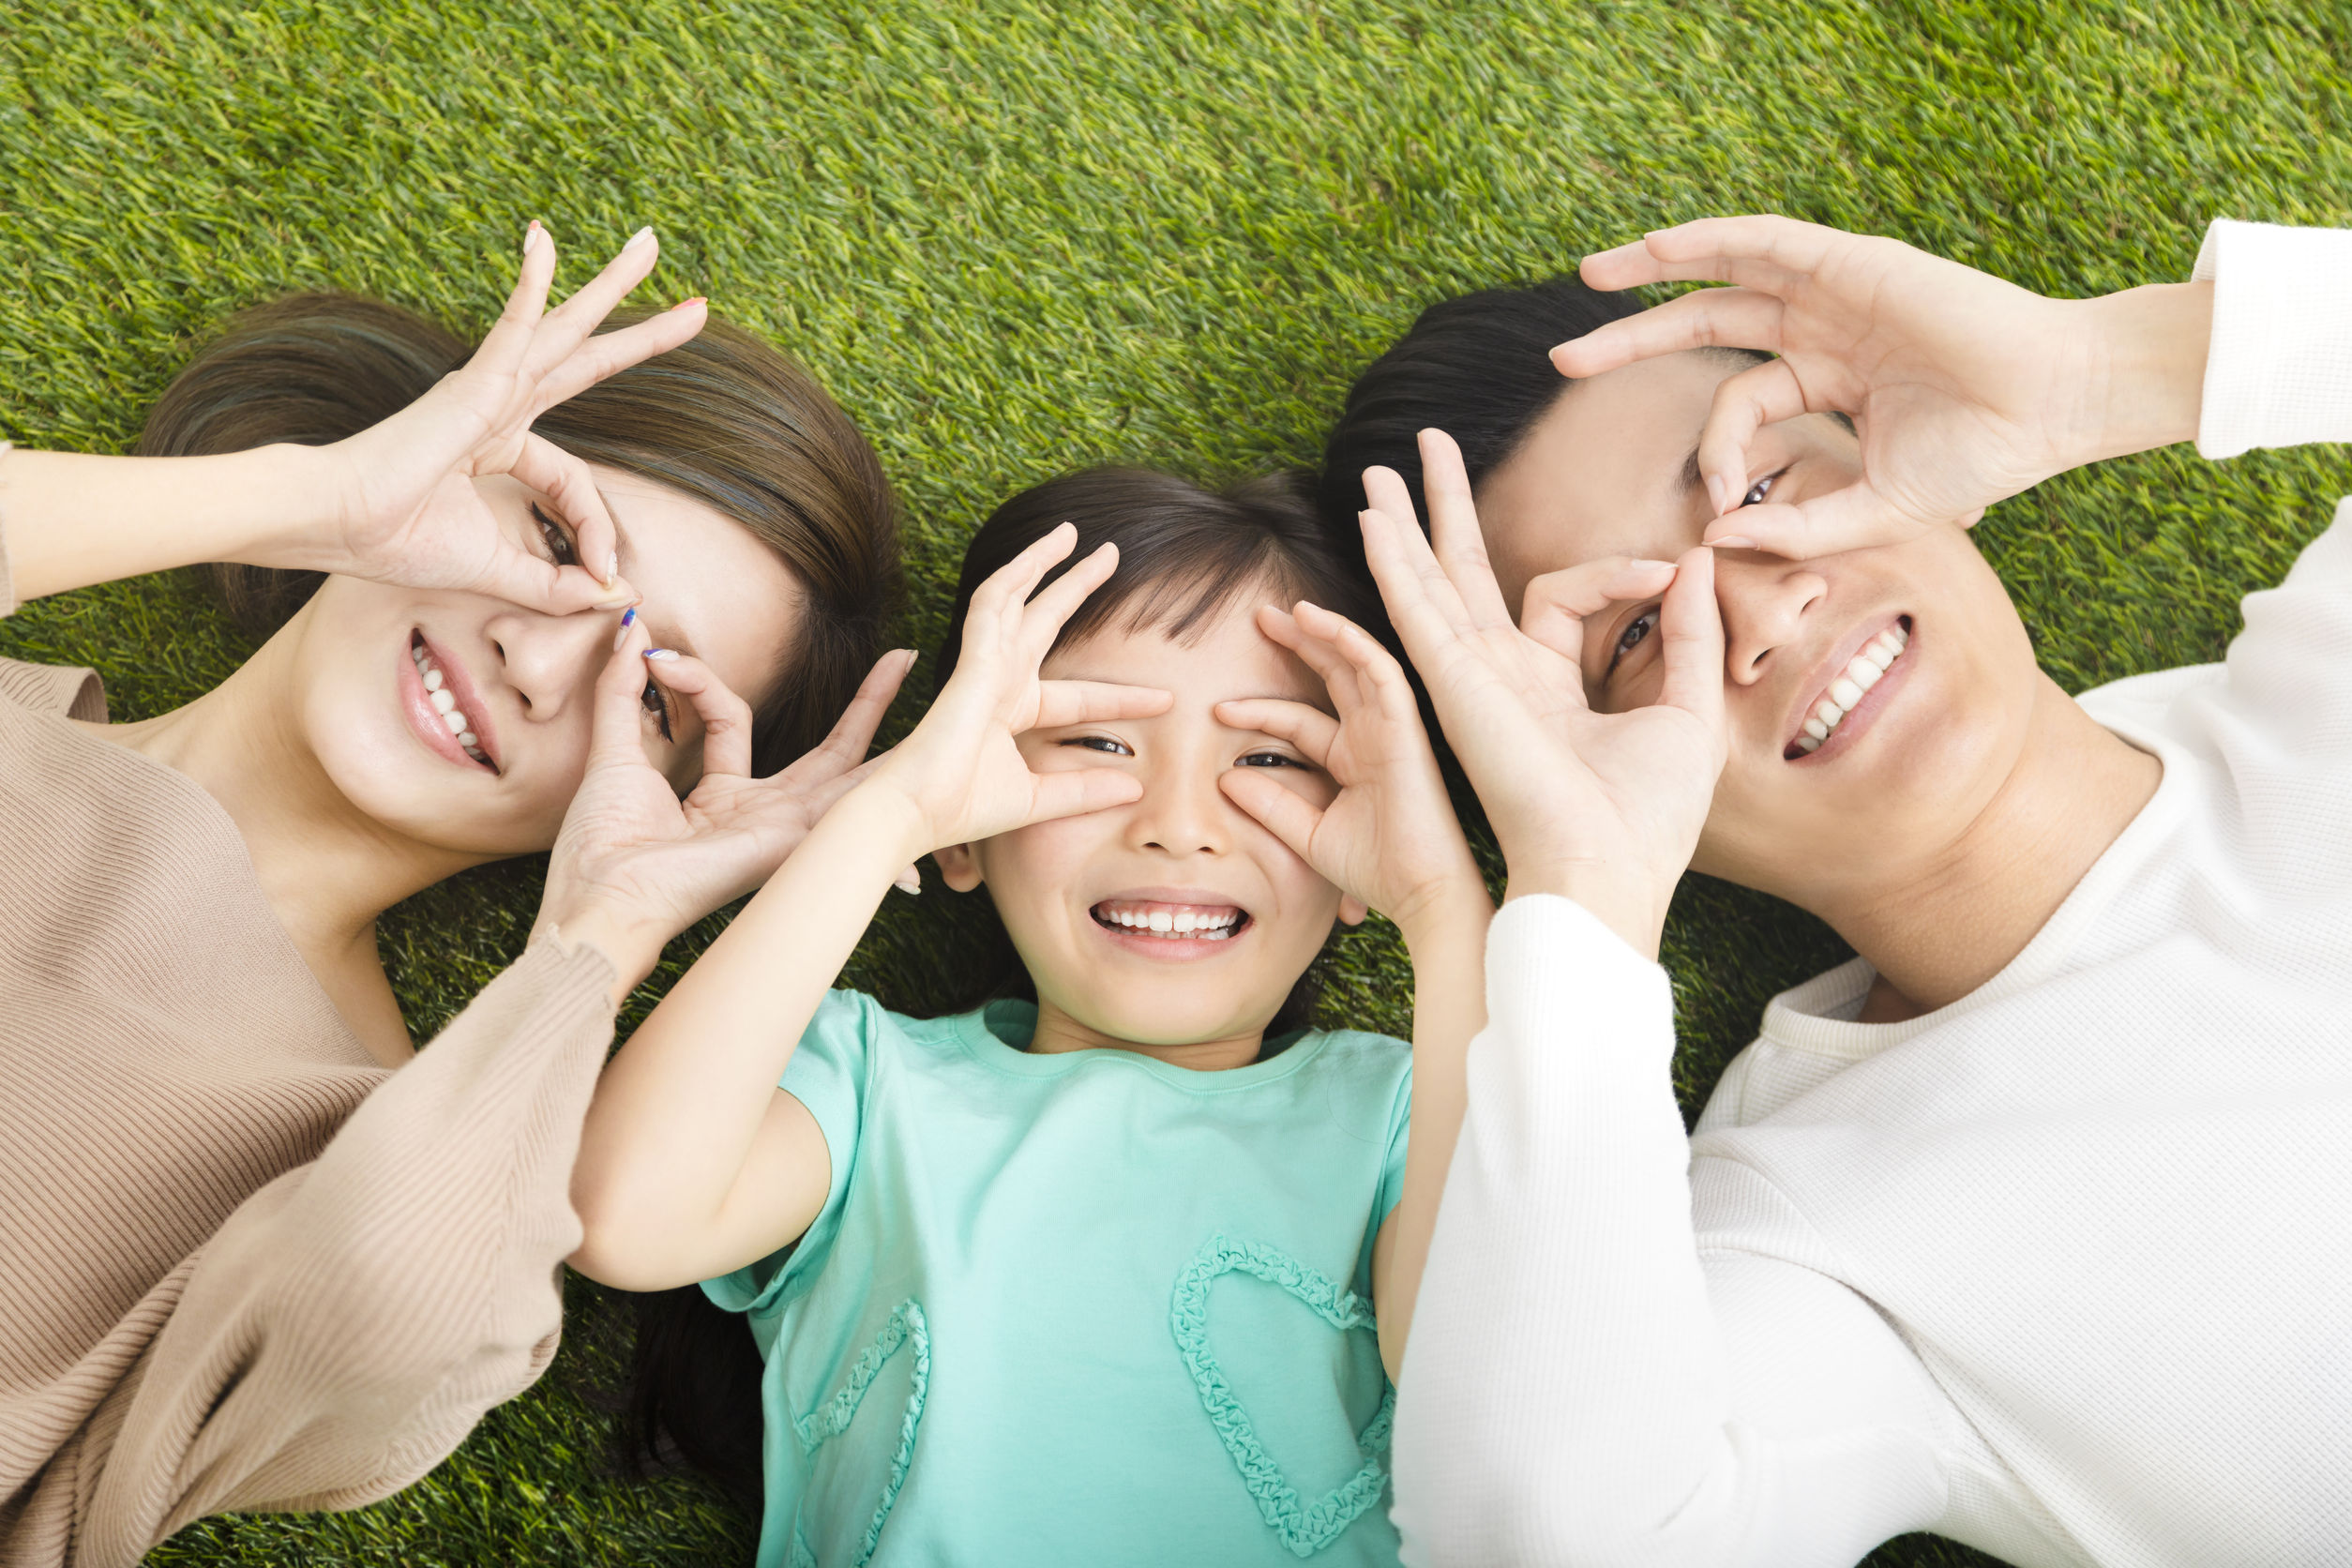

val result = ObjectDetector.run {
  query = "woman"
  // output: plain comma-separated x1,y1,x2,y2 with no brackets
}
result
0,224,904,1566
1328,218,2352,1565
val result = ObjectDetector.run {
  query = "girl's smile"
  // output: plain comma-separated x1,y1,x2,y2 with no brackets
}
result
1088,889,1252,957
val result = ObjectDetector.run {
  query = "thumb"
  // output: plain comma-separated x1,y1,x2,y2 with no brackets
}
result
1025,769,1144,824
587,616,659,770
1217,769,1325,867
1705,480,1918,560
1656,546,1727,739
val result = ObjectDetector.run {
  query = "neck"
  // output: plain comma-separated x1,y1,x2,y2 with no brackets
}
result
90,623,486,1063
1798,675,2161,1022
1027,995,1267,1072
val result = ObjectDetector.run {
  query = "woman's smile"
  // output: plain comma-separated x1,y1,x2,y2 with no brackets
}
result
401,628,500,773
1782,615,1914,764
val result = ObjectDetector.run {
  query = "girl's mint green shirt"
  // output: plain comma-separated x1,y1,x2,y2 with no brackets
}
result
703,989,1412,1568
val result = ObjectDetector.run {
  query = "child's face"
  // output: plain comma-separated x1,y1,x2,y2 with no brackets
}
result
936,592,1364,1056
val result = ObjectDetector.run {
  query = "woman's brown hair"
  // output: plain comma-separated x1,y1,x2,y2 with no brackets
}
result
137,293,901,773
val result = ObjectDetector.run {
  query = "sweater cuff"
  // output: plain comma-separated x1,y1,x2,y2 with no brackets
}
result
1484,894,1676,1085
2193,219,2352,460
0,440,16,618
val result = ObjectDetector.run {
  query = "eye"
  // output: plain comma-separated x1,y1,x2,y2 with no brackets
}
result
1739,471,1786,508
529,503,580,566
1061,735,1133,757
1605,608,1659,679
641,678,673,743
1236,749,1304,770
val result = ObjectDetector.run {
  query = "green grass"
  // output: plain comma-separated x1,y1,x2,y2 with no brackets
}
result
4,2,2349,1563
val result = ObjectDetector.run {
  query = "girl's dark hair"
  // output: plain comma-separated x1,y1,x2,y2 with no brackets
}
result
1316,278,1643,543
932,467,1383,1042
136,291,902,1513
137,292,902,773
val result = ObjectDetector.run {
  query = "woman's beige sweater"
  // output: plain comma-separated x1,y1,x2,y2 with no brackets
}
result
0,567,620,1563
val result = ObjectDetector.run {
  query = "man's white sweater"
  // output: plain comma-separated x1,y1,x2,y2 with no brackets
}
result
1391,220,2352,1568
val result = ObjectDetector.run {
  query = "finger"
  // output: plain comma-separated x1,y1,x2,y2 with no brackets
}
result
1696,357,1815,517
1288,600,1407,717
587,614,659,771
534,297,708,411
1362,468,1472,631
1216,768,1326,862
1703,482,1917,560
1018,541,1121,656
1517,557,1678,662
641,648,756,778
1030,679,1172,729
1417,430,1514,629
1577,215,1840,292
967,522,1078,634
1214,698,1341,769
1358,506,1468,673
470,220,559,384
1252,602,1357,692
1027,768,1146,822
508,431,632,599
531,226,662,374
1655,545,1727,736
1549,286,1787,379
789,649,915,777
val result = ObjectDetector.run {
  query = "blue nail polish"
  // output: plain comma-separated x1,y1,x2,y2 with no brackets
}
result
643,648,677,661
619,606,637,629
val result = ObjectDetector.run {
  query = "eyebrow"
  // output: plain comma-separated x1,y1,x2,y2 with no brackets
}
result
602,487,700,662
1678,444,1706,497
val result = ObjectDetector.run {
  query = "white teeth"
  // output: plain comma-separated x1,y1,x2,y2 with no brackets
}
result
1802,716,1830,741
1829,676,1863,709
1796,734,1821,753
1174,912,1196,933
442,709,468,735
423,669,445,692
430,687,457,715
458,731,477,748
1848,658,1884,693
1149,911,1173,933
1793,624,1908,757
1813,698,1843,728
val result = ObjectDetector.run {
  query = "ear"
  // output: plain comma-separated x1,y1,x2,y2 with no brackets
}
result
934,842,985,893
1338,895,1368,927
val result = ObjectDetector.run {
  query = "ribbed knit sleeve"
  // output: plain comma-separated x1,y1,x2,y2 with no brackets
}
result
26,935,618,1568
2193,220,2352,460
1388,897,1946,1568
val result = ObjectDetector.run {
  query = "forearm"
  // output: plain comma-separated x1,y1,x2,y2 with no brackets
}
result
0,444,334,604
2071,279,2213,466
1374,890,1491,1377
571,784,923,1279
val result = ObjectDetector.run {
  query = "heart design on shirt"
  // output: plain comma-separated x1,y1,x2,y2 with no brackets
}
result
1169,1234,1395,1557
792,1297,930,1568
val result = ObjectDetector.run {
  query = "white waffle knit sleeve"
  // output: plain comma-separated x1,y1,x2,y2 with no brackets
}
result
2194,220,2352,460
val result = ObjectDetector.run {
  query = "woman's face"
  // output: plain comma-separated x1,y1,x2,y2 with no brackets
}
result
288,464,801,856
936,594,1358,1060
1475,350,2043,906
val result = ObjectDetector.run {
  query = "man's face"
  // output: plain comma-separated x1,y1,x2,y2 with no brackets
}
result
1475,351,2043,907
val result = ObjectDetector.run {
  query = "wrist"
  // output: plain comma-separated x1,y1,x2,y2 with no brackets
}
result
533,900,668,1008
1501,862,1668,962
234,444,357,572
822,774,942,870
1394,877,1496,957
2073,281,2212,465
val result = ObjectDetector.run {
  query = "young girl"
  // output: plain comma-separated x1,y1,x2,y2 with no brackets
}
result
570,470,1493,1565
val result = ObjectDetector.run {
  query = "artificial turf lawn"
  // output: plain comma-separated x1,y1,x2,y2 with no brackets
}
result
4,1,2348,1562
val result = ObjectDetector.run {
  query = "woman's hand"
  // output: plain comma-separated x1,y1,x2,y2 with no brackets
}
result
1557,215,2210,558
294,223,706,612
535,621,915,996
864,522,1173,860
1215,601,1488,944
1362,431,1725,959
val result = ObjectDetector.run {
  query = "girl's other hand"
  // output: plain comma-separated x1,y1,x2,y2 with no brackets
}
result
1557,215,2208,559
866,522,1172,859
535,626,915,997
1215,602,1488,945
1361,430,1726,960
300,223,708,612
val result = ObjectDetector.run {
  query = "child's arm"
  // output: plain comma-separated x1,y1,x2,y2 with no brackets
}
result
570,523,1170,1292
1217,602,1492,1380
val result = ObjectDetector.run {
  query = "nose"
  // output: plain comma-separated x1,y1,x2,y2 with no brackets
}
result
482,605,619,721
1716,554,1827,687
1126,749,1230,859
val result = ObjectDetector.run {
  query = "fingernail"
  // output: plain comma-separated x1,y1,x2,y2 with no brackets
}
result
1708,535,1756,551
892,867,922,897
626,225,656,249
605,550,620,587
1705,474,1729,515
619,605,637,630
672,296,706,312
642,648,679,661
1629,558,1676,571
522,219,543,256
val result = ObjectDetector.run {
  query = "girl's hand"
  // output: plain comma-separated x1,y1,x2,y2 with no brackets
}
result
866,522,1172,858
1558,215,2209,559
295,223,706,612
1362,431,1726,959
535,622,915,994
1215,601,1488,944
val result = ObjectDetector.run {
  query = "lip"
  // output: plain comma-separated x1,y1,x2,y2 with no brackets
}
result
1087,885,1254,963
1781,614,1914,766
400,628,502,774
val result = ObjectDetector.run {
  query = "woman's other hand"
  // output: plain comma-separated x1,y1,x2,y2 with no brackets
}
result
1362,431,1726,959
304,223,706,612
534,623,915,997
1214,601,1489,945
865,522,1173,860
1556,215,2210,559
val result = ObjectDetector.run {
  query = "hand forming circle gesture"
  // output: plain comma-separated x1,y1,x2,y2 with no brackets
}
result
1360,430,1726,958
299,222,707,612
1558,215,2105,559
